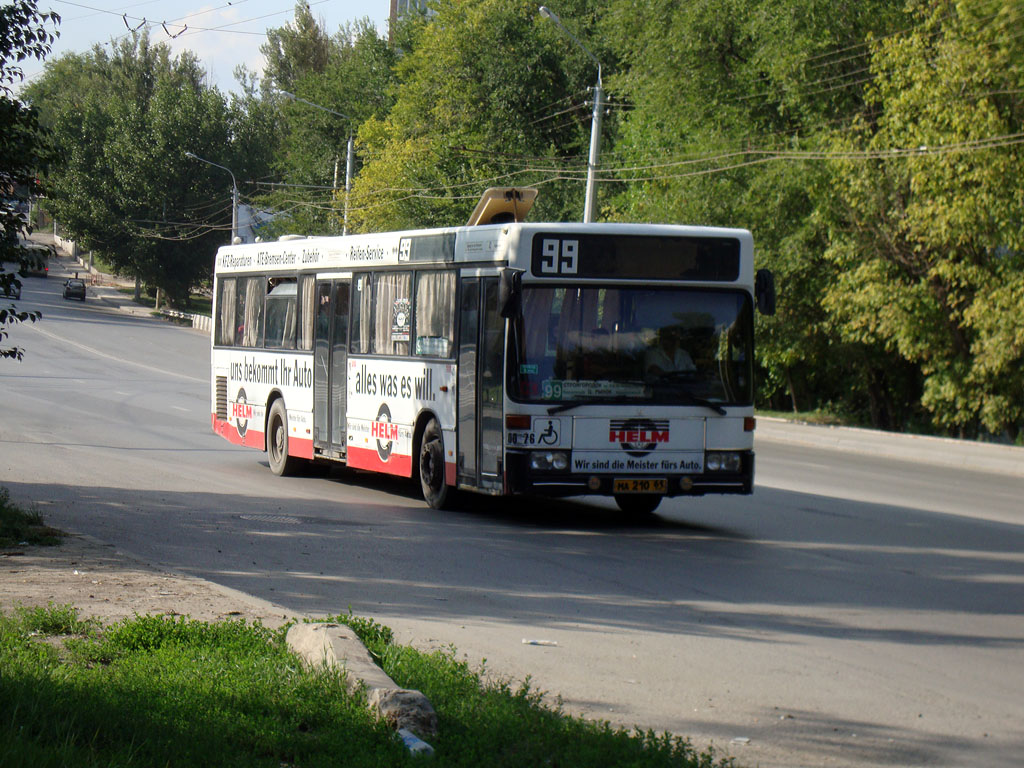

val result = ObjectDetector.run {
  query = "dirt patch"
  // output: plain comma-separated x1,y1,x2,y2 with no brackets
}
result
0,534,297,628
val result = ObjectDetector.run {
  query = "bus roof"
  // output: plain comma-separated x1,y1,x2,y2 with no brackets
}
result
214,221,753,278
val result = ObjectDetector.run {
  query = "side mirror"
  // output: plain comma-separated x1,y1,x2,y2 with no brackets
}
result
499,268,523,319
755,269,776,316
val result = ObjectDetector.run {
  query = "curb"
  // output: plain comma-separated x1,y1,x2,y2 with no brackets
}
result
286,623,438,753
755,417,1024,478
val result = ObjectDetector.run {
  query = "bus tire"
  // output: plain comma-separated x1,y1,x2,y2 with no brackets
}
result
614,494,662,516
419,418,451,509
267,399,300,477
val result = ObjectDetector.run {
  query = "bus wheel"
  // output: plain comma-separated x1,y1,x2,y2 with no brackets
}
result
267,399,299,477
614,494,662,516
419,418,451,509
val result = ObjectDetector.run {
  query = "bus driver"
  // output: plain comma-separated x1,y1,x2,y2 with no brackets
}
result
644,327,695,379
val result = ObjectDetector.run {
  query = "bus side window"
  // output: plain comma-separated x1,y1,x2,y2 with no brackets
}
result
414,271,455,357
264,278,297,350
373,271,411,356
235,279,247,345
238,276,265,347
216,277,237,346
350,274,371,354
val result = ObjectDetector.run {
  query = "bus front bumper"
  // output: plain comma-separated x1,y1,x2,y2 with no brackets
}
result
505,450,754,497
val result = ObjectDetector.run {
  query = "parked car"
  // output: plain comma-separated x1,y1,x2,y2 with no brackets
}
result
2,239,52,278
18,239,52,277
63,278,86,301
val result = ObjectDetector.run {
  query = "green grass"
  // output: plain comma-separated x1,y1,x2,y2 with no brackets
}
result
85,252,118,277
1,605,733,768
0,487,62,547
1,608,403,768
756,408,848,426
330,611,732,768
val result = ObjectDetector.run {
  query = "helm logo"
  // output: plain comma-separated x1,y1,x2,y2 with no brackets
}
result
609,418,669,457
372,403,397,462
233,388,251,438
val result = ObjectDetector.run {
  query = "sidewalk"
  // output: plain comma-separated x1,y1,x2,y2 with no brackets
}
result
756,417,1024,478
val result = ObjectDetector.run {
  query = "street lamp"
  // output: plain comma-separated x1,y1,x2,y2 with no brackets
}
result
185,151,239,244
539,5,603,223
280,90,356,236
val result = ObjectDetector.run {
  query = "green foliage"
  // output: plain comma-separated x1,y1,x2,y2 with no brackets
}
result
323,610,395,655
350,0,604,233
24,33,273,306
0,611,402,768
320,611,731,767
0,0,57,360
378,641,731,767
257,15,399,236
13,603,98,636
821,0,1024,438
260,1,333,93
0,608,731,767
605,0,910,424
9,0,1024,437
0,486,62,546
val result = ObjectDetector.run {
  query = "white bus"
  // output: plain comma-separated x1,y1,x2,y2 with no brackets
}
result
211,189,775,514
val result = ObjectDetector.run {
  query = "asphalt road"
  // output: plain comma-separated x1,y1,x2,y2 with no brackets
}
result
2,257,1022,768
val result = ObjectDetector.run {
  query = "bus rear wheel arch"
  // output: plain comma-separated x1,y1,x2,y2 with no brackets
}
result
267,398,301,477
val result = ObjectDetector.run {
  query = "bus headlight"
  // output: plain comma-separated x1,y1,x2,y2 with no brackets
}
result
706,452,742,472
530,451,569,471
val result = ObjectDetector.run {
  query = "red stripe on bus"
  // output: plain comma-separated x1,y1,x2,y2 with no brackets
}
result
347,445,413,477
213,414,312,459
289,436,313,460
212,414,265,449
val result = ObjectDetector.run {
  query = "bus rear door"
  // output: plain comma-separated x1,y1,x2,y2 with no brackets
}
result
313,279,350,457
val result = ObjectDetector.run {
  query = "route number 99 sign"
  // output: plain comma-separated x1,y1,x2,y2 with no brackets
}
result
539,238,578,275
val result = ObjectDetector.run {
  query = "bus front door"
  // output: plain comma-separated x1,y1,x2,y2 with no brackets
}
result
457,277,503,493
313,280,350,458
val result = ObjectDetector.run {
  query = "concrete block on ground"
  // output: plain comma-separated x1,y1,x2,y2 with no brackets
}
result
286,622,439,737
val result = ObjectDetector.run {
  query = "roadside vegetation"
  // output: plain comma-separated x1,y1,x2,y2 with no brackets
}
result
0,604,731,768
0,487,61,547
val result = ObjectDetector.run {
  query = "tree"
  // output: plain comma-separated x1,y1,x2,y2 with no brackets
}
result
0,0,58,360
261,1,332,93
257,17,398,237
349,0,605,233
26,34,235,306
604,0,908,424
822,0,1024,439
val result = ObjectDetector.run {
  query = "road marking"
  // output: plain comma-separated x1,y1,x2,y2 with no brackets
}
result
28,324,205,383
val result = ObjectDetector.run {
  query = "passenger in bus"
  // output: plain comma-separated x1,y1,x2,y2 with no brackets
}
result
644,327,696,379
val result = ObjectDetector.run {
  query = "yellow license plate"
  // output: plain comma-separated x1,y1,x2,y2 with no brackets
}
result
613,478,667,494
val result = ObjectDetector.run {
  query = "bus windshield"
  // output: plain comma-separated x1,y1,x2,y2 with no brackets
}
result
510,286,753,406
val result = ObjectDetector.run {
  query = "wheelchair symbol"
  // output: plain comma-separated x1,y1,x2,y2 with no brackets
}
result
537,419,559,445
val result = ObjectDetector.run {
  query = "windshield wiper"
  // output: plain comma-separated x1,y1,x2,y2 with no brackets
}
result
648,372,728,415
547,395,645,415
676,392,727,415
547,402,580,414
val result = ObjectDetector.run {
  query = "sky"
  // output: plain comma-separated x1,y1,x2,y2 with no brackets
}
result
22,0,393,93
